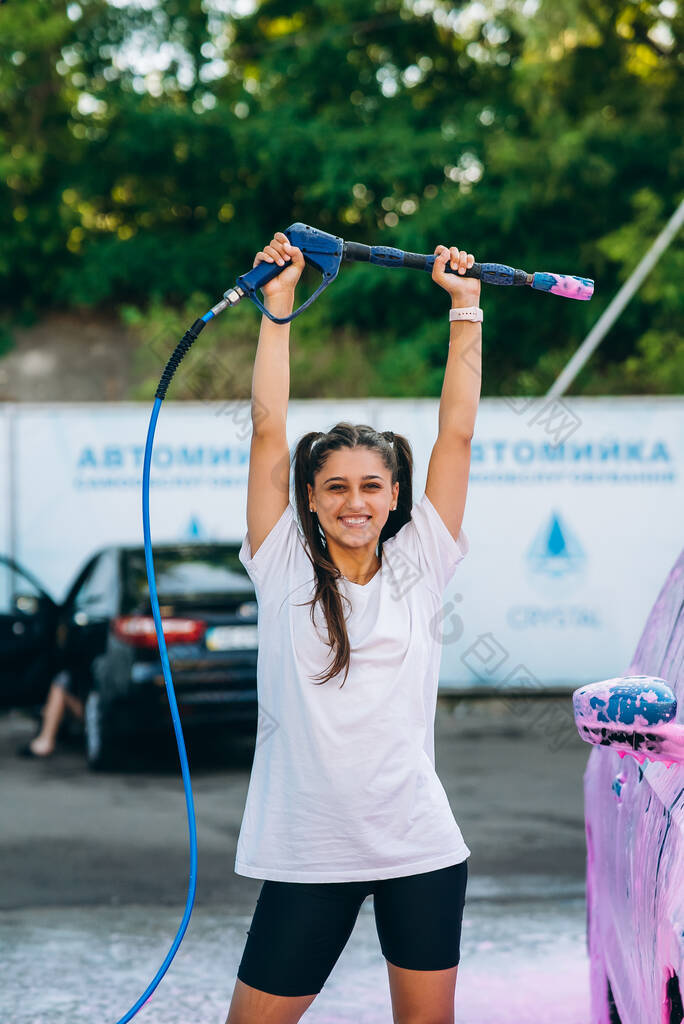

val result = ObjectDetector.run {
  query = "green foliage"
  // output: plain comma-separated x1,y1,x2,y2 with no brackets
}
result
2,0,682,396
0,323,15,360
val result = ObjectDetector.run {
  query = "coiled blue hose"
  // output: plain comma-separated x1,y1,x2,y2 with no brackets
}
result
115,308,215,1023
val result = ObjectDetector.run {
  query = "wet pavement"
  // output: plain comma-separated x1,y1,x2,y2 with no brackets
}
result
1,893,590,1023
1,696,592,1022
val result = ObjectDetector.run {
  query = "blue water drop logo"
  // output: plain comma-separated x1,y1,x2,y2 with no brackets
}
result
184,515,207,540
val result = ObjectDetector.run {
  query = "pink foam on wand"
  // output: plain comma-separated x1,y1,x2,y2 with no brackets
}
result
532,271,594,300
550,276,594,300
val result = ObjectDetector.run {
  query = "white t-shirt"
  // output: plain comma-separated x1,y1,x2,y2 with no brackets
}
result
235,491,471,882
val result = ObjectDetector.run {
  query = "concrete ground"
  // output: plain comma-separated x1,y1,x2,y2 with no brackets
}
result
0,695,592,1023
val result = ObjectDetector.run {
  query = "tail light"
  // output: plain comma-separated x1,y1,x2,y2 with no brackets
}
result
113,616,206,648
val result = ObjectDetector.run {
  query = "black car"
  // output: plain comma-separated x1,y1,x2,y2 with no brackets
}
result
0,543,259,769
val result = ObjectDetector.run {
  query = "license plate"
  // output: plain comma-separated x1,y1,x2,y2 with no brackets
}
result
179,691,255,704
205,625,258,651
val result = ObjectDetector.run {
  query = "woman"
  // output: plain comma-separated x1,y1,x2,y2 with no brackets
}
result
225,231,481,1024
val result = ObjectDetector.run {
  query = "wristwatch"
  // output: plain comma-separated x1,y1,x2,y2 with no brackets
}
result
450,305,483,321
449,305,483,323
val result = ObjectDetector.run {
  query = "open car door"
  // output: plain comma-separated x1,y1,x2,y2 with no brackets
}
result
0,555,59,710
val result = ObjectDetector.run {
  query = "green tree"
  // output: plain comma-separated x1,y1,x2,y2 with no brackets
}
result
1,0,682,395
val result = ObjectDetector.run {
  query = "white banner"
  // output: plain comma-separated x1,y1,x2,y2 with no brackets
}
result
7,397,683,691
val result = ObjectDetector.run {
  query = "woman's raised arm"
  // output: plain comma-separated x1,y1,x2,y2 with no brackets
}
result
424,243,482,543
246,233,304,555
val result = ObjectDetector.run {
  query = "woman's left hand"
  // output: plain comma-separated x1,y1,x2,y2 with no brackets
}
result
432,244,481,305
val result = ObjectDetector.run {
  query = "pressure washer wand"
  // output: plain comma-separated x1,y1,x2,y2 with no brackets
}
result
341,239,594,301
227,222,594,325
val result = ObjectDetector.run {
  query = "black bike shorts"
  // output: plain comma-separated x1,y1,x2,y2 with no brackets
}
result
236,858,468,997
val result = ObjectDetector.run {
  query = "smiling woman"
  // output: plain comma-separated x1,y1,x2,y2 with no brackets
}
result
225,230,477,1024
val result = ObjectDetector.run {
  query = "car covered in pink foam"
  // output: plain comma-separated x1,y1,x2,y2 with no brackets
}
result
573,547,684,1024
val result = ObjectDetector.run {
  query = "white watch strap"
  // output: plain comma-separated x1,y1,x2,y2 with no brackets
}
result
449,306,483,322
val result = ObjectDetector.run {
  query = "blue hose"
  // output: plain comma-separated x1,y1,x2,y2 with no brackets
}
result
115,308,215,1023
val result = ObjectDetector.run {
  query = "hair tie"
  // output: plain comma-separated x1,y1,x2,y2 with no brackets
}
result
385,430,395,446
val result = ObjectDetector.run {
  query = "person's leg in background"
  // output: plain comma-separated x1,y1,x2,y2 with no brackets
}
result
22,670,83,757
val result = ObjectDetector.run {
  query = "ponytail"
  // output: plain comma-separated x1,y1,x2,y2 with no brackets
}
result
291,422,413,687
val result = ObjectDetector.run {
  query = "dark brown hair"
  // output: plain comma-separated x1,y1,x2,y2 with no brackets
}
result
292,421,414,688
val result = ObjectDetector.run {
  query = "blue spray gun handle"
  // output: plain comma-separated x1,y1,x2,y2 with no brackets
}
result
232,223,345,324
229,222,593,323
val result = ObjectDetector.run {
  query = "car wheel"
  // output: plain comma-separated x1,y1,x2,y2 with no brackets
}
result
667,973,684,1024
84,690,117,771
606,977,622,1024
587,826,621,1024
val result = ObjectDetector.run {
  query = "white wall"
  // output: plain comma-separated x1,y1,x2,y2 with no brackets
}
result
5,396,683,692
